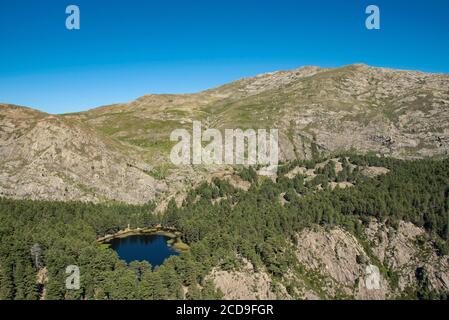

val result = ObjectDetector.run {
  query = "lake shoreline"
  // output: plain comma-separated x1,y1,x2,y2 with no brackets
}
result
97,226,190,252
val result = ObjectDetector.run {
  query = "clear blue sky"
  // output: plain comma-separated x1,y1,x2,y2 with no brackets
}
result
1,0,448,114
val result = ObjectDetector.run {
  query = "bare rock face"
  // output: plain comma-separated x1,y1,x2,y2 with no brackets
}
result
0,105,166,204
293,226,390,299
208,221,449,300
208,268,277,300
361,166,390,178
285,222,449,299
207,258,289,300
365,220,449,294
283,66,448,158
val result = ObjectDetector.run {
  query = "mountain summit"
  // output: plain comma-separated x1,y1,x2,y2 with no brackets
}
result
1,64,449,204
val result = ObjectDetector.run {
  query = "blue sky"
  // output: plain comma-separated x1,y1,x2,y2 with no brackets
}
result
0,0,448,114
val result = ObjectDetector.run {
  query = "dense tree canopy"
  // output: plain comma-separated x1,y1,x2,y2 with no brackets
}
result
1,154,448,300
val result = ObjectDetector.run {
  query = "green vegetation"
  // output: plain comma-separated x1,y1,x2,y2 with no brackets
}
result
236,166,257,183
148,165,172,180
1,154,449,300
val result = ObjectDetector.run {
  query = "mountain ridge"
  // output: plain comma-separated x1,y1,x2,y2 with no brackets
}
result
1,64,449,204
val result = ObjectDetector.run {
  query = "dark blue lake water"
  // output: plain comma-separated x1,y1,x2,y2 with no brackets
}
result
109,234,179,268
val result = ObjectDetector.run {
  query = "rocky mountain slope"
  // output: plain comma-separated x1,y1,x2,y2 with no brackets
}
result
204,157,449,300
0,105,166,203
1,64,449,204
209,220,449,300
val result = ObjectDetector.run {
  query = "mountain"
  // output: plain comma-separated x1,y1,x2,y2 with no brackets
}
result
1,65,449,300
1,64,449,204
0,104,166,203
